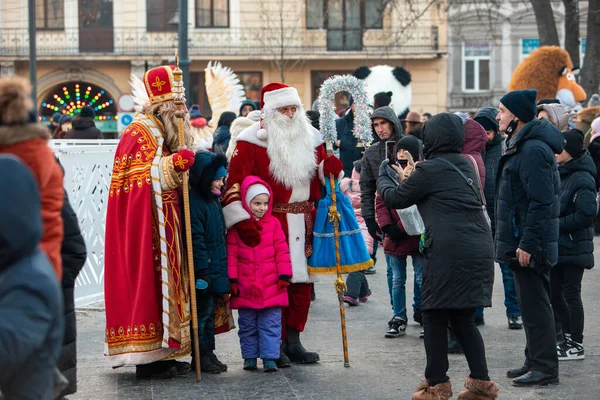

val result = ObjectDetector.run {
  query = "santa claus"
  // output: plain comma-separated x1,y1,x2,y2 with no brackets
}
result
224,83,342,366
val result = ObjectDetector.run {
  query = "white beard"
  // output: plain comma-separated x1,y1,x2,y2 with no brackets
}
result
265,109,317,188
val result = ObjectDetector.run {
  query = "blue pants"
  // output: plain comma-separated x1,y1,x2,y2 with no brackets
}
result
238,307,282,360
194,291,217,352
475,263,521,318
345,270,370,299
386,254,423,320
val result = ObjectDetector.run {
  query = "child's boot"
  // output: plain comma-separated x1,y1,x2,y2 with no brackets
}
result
263,359,278,373
412,380,452,400
457,377,499,400
243,358,258,371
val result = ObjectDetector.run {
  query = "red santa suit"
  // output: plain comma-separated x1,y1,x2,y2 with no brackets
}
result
223,86,327,335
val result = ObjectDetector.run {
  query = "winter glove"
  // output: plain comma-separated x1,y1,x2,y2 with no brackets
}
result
278,275,291,290
230,280,239,296
172,149,195,172
323,156,343,177
365,217,383,242
195,271,210,290
382,225,404,242
236,219,261,248
379,159,403,183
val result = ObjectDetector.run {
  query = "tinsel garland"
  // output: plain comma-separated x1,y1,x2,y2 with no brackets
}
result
318,75,373,150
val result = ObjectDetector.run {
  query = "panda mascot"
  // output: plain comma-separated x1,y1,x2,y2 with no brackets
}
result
353,65,412,120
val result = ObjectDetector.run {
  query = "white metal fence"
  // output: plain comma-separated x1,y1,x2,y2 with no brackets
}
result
51,140,118,306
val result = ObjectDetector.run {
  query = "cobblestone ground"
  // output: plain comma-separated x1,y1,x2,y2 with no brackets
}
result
73,241,600,399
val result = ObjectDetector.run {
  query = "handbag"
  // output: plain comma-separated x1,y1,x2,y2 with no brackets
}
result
396,205,425,236
438,156,491,227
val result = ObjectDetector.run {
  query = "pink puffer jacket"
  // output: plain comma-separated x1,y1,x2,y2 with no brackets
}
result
340,168,374,255
227,176,293,309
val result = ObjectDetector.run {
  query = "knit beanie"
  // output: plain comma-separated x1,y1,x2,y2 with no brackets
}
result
59,114,72,125
213,165,227,182
374,91,392,108
52,112,63,123
592,117,600,133
397,135,420,161
189,104,202,119
562,129,584,157
80,105,95,118
245,183,270,207
587,94,600,108
499,89,537,123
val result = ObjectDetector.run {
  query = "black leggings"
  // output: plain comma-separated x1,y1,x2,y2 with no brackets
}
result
550,264,585,343
423,309,490,386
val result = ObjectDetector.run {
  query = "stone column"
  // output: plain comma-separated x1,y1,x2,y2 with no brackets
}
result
0,62,15,77
131,61,146,79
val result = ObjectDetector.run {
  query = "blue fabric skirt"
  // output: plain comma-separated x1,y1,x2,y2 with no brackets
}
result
308,180,373,274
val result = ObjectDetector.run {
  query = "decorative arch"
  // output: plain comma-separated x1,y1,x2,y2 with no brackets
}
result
37,67,122,109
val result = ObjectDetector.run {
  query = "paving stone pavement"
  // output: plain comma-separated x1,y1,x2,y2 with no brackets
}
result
73,243,600,399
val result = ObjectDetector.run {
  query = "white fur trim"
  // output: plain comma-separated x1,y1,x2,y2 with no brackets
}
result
223,200,250,229
237,122,323,149
263,87,301,111
287,183,311,283
106,343,175,367
257,128,267,140
247,110,261,122
317,160,345,184
245,184,270,207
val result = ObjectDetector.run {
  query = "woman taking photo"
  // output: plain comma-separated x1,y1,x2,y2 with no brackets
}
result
377,113,498,400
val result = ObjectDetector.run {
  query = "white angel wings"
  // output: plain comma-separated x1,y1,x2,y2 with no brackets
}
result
128,62,247,149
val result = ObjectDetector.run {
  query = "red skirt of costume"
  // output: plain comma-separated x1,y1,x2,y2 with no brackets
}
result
104,116,191,367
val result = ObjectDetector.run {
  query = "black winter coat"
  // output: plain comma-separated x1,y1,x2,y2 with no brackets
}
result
378,113,494,310
360,106,403,221
336,110,364,177
65,117,103,139
482,134,504,235
495,118,563,266
557,150,597,268
213,126,231,156
57,189,87,397
189,152,230,294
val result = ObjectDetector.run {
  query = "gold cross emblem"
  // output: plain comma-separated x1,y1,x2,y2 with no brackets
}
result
174,156,188,170
152,76,167,91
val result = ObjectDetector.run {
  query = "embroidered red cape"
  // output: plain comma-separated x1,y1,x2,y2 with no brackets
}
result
104,116,190,367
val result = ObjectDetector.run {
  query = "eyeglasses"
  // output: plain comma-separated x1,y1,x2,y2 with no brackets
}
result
277,106,298,115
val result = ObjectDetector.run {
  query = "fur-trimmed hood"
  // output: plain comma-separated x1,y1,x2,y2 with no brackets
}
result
0,123,50,147
189,151,228,199
578,106,600,125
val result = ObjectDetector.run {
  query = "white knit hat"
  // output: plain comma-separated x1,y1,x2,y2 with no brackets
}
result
245,183,270,207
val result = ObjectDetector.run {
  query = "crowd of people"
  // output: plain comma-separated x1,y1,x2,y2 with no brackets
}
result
1,64,599,400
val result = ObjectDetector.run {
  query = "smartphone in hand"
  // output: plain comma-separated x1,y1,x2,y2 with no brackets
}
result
385,141,397,165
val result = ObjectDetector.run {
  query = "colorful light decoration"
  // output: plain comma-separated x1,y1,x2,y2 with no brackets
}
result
41,82,117,121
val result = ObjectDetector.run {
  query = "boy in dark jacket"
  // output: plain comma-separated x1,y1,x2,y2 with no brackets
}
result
0,155,64,400
189,151,230,374
551,129,596,361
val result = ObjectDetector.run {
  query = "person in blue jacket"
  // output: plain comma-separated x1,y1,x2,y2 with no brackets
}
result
0,155,64,400
189,151,230,374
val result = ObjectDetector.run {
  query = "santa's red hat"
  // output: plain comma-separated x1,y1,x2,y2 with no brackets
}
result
257,82,302,140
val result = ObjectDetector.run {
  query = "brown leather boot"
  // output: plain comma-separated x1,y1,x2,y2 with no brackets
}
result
457,377,499,400
412,380,453,400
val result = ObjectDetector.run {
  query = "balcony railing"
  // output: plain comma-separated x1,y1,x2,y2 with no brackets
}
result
0,26,441,57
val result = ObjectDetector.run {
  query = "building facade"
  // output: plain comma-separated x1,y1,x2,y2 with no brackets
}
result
0,0,448,136
447,1,589,112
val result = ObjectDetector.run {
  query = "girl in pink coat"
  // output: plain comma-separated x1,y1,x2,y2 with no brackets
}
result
227,176,293,373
